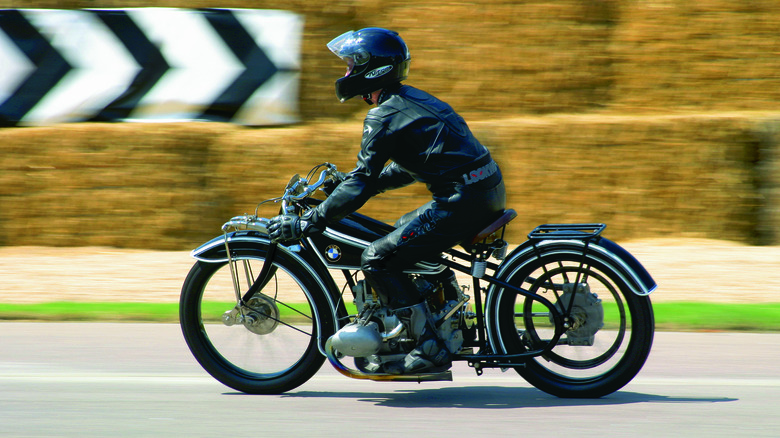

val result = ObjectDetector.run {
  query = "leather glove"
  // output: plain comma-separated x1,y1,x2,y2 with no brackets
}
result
268,214,303,243
267,212,324,243
321,171,348,196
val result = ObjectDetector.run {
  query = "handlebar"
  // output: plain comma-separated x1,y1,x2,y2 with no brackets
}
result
283,163,337,205
221,163,338,234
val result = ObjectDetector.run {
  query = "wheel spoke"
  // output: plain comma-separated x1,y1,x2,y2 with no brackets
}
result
524,265,626,370
179,250,330,394
491,253,654,397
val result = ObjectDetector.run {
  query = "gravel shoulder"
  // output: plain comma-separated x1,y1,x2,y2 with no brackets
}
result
0,238,778,304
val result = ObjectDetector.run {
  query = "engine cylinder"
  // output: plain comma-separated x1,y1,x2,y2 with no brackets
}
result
329,321,383,357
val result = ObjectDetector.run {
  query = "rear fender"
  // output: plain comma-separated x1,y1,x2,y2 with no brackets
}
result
498,237,657,296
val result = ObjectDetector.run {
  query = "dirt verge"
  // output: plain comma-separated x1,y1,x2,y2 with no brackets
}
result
1,238,777,304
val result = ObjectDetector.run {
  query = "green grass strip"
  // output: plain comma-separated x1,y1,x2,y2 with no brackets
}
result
652,302,780,332
0,302,181,322
0,301,779,332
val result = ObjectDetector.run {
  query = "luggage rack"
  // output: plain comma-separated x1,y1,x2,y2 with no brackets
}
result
528,223,606,241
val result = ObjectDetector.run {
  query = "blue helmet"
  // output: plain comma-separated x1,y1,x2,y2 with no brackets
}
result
327,28,411,102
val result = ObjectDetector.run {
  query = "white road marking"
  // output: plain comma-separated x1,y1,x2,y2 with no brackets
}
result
1,372,778,387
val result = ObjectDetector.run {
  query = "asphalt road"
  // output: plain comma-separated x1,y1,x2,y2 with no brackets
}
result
1,323,778,437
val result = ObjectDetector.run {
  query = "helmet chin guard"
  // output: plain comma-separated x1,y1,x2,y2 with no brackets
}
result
327,28,411,102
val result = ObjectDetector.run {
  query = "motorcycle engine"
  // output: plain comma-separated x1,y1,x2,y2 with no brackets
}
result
342,278,469,373
351,280,402,351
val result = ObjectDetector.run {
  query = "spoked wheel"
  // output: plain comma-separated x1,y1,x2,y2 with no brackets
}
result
490,254,654,398
180,247,334,394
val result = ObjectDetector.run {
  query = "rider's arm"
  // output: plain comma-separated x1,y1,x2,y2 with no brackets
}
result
308,109,396,226
375,162,415,193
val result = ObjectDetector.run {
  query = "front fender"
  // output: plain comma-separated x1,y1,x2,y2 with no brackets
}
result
499,237,657,296
191,231,271,263
191,231,348,354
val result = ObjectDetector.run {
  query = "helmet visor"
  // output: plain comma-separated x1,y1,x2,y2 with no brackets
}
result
327,30,370,72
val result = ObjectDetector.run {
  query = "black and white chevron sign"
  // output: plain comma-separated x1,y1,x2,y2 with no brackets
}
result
0,8,302,126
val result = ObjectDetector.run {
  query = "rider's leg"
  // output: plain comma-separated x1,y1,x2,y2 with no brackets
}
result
358,178,505,374
361,267,421,310
359,209,460,374
423,269,461,301
383,302,450,374
360,175,506,374
361,267,451,375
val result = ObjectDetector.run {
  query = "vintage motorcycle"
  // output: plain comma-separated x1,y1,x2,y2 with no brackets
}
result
180,163,657,398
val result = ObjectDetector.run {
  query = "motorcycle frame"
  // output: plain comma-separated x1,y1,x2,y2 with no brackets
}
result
297,202,570,368
324,237,568,370
195,166,656,374
195,220,655,375
205,225,636,374
436,245,565,371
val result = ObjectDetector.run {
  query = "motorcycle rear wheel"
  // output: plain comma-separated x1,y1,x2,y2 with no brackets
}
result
180,250,331,394
489,254,655,398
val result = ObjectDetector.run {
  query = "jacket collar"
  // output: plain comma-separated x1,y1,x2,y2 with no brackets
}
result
377,83,403,105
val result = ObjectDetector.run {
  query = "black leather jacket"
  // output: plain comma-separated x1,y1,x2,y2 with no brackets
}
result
309,84,500,226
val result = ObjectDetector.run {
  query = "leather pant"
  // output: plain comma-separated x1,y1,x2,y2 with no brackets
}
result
361,173,506,309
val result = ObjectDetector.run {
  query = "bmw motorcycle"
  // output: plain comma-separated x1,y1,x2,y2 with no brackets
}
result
180,163,656,398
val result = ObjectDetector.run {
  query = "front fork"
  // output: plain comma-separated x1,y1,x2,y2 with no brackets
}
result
222,233,281,327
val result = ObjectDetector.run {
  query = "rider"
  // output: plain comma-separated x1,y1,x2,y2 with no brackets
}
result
268,28,506,374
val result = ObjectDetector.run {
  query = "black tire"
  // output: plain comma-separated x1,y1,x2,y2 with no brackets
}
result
488,253,654,398
180,247,334,394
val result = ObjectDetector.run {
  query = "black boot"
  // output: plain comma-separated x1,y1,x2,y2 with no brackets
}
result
362,268,420,309
425,269,462,301
383,303,452,375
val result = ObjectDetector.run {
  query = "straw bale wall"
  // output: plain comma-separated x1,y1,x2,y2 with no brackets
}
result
2,114,779,249
611,0,780,112
4,0,777,117
0,124,233,249
2,1,780,248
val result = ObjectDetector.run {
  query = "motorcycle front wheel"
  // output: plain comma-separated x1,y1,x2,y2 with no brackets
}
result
180,248,333,394
489,253,655,398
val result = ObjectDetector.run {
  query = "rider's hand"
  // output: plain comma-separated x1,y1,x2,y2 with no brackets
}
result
268,214,303,243
321,171,348,196
267,212,324,243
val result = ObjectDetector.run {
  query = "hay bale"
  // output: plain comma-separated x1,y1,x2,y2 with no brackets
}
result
208,122,432,226
3,0,780,115
1,113,779,249
753,118,780,244
211,113,773,246
472,114,764,243
611,0,780,112
0,123,232,249
0,0,618,119
3,0,780,248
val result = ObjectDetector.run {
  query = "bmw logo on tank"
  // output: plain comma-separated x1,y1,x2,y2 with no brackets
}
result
325,244,341,262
